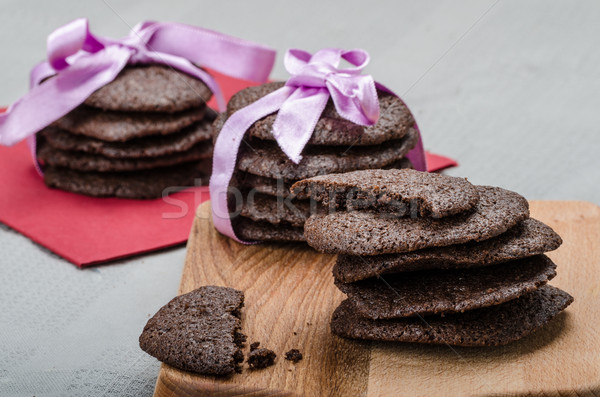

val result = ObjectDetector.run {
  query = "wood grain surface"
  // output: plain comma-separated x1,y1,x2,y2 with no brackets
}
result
154,200,600,396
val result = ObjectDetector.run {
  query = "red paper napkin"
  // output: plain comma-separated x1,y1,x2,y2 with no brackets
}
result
0,73,457,266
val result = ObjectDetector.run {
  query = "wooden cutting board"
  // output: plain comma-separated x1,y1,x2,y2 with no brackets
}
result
153,200,600,396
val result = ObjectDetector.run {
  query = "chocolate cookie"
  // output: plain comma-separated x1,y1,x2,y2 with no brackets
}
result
139,286,245,375
85,64,213,113
334,218,562,282
55,105,205,142
40,119,213,159
236,129,418,181
292,169,479,218
233,216,305,242
239,193,312,227
225,82,415,146
304,186,529,255
38,140,212,172
232,158,413,199
336,255,556,319
384,158,414,171
330,285,573,346
232,172,295,198
43,161,210,199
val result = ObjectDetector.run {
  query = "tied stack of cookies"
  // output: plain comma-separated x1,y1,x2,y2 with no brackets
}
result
292,169,574,346
36,64,216,198
213,82,418,242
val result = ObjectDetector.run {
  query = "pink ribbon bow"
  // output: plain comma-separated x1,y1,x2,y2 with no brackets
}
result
210,48,427,243
0,18,276,147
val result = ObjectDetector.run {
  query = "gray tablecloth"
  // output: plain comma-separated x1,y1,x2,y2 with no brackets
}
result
1,1,598,396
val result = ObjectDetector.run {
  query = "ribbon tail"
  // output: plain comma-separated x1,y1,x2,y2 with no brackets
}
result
210,86,294,243
27,60,61,175
404,125,427,172
145,23,276,82
375,82,427,172
29,61,56,89
272,87,330,163
0,46,130,147
26,136,43,176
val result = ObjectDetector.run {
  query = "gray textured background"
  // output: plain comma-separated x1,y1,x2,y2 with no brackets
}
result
1,1,599,396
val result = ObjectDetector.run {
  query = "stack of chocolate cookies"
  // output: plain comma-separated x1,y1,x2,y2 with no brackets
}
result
214,82,418,242
293,169,573,346
37,64,215,198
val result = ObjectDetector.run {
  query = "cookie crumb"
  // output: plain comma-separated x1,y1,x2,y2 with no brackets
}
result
249,342,260,351
285,349,303,363
247,348,276,369
235,331,247,348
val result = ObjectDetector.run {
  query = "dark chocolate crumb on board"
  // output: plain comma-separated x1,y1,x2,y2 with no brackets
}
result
285,349,303,363
247,348,276,369
250,342,260,351
235,332,248,348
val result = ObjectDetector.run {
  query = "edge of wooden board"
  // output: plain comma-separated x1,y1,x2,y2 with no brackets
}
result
153,200,600,397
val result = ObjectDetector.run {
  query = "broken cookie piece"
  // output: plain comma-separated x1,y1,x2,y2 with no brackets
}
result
291,168,479,217
139,285,245,376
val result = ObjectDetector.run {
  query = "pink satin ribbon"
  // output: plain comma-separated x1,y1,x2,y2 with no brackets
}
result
210,48,427,243
0,18,276,147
